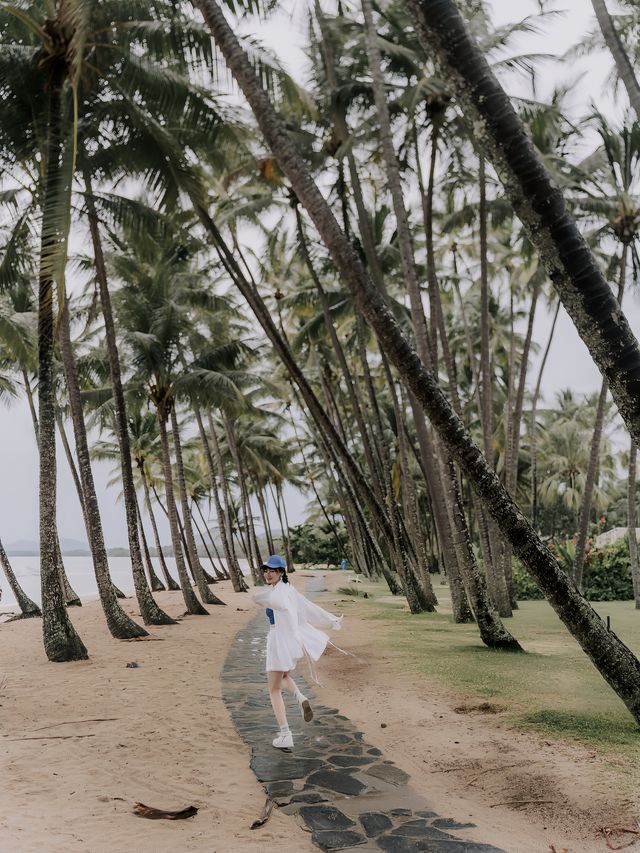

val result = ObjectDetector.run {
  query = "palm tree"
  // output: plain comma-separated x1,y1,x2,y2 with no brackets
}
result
0,538,41,618
112,220,213,615
58,294,147,637
628,438,640,609
590,0,640,118
196,0,640,723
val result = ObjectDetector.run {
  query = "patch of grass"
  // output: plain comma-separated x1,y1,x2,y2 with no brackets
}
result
338,581,640,759
521,709,640,747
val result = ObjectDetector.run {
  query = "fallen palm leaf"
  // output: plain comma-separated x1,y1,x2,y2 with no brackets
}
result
250,797,274,829
133,802,198,820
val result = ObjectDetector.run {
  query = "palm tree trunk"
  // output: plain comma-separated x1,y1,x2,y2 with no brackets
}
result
55,413,125,601
422,128,509,618
83,170,174,626
477,158,513,614
574,380,609,591
287,407,346,561
530,300,561,526
290,377,404,594
135,497,165,592
200,408,246,589
199,0,640,721
139,464,180,591
296,206,385,502
169,407,225,606
254,477,275,554
574,249,628,588
590,0,640,118
273,482,295,574
59,296,147,638
223,413,263,582
157,406,208,615
383,358,438,608
363,0,498,626
37,72,87,661
191,503,226,580
0,537,41,617
22,367,39,437
628,440,640,610
24,373,80,609
401,0,640,448
55,535,82,607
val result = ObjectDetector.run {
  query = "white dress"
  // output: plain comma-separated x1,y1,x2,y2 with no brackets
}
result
252,580,343,673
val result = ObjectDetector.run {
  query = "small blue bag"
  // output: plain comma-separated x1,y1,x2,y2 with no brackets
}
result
265,607,275,625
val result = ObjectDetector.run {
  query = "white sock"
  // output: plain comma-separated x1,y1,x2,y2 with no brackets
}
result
294,690,306,703
279,724,290,734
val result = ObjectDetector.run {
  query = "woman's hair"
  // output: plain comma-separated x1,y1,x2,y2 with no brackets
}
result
280,569,289,584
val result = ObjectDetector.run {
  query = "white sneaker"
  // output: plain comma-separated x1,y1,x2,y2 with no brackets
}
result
298,697,314,722
272,731,294,749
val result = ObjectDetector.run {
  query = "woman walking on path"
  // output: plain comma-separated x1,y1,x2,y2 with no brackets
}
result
252,554,343,749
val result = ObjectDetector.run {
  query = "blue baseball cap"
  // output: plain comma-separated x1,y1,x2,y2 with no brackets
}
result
261,554,287,570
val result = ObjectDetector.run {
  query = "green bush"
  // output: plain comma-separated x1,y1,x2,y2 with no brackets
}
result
584,539,635,601
289,523,347,566
513,538,635,601
512,560,545,600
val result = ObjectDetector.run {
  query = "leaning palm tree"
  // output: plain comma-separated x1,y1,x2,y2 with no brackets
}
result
0,538,41,618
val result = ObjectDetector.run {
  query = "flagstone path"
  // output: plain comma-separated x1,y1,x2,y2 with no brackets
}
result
221,582,507,853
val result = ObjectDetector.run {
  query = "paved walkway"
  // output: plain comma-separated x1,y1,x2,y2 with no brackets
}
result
221,583,507,853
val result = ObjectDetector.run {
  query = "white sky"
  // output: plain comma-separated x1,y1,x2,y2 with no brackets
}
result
0,0,636,548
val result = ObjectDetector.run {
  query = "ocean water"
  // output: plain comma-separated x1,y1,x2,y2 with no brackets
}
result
0,555,250,609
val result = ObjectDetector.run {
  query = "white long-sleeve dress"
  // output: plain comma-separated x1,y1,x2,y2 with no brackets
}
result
252,580,343,673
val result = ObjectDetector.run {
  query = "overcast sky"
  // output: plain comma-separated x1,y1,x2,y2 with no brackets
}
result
0,0,634,549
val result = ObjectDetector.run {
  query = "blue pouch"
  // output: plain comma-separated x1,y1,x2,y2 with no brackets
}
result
265,607,275,625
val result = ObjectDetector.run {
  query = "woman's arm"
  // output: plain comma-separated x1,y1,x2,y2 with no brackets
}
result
251,582,289,610
293,588,342,630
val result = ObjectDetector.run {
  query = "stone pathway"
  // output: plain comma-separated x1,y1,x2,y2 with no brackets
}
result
222,588,507,853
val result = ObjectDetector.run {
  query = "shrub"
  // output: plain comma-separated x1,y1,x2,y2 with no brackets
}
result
289,523,347,566
584,539,635,601
513,538,635,601
513,560,545,600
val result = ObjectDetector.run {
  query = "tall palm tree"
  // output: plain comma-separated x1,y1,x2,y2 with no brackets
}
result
112,220,214,615
58,294,147,637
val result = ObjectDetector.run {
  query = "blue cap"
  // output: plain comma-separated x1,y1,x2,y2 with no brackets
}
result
261,554,287,570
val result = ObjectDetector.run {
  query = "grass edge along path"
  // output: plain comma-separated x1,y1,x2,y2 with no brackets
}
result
325,574,640,764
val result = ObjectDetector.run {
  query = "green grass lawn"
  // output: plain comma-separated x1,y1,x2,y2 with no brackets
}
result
326,573,640,764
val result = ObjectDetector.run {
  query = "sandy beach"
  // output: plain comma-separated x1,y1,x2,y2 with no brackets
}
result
1,571,637,852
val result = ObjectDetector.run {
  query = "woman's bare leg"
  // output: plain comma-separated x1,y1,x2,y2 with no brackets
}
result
282,672,302,696
267,671,288,728
283,672,313,722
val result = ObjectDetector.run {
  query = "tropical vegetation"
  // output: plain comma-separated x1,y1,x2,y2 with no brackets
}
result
1,0,640,722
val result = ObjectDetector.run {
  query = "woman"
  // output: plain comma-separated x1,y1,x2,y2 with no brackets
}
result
252,554,343,749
